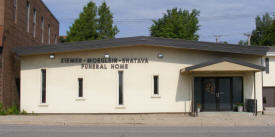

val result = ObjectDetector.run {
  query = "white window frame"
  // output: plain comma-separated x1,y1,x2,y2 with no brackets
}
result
38,68,48,107
116,70,125,109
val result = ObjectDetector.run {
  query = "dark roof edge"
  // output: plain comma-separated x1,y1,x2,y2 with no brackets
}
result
14,36,269,56
185,58,265,71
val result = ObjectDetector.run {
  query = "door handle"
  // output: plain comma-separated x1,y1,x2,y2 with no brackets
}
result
216,92,220,97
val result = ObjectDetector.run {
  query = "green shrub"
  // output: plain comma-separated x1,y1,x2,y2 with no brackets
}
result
6,105,20,115
0,104,6,115
0,104,27,115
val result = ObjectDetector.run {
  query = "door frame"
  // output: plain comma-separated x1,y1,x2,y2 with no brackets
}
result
201,77,233,111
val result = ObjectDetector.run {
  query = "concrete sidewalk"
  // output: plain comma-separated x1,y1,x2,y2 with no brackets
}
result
0,113,275,127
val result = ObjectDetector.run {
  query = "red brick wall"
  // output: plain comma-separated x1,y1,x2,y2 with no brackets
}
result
0,0,59,107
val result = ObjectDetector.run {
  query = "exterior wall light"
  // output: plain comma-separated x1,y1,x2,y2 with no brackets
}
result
104,54,110,58
157,53,164,59
49,54,55,59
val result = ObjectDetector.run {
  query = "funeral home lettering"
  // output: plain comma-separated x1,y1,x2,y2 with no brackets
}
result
60,58,149,69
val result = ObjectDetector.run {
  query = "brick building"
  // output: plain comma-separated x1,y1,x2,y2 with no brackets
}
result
0,0,59,107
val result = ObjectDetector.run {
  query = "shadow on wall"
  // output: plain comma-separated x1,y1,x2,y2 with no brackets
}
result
176,73,192,112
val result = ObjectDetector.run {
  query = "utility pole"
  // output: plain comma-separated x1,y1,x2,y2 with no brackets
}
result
244,33,252,46
213,35,222,43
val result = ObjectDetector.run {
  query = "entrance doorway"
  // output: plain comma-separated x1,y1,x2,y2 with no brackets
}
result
202,78,232,111
194,77,243,112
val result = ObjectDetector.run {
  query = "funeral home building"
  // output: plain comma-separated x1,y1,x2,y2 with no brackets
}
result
14,36,275,114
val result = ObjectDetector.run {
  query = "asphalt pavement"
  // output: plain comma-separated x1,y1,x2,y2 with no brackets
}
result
0,125,275,137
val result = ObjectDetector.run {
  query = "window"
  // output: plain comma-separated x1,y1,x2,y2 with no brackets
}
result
48,24,51,44
41,17,44,43
78,78,83,97
54,34,57,44
26,1,30,32
33,8,37,38
13,0,17,23
118,71,123,105
266,58,269,74
41,69,46,103
153,76,159,95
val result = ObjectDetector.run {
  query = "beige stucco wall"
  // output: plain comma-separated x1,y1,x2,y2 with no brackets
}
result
20,46,263,113
263,56,275,87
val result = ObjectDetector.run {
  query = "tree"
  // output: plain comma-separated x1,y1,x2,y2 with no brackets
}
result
97,2,119,39
66,1,118,42
251,13,275,46
150,8,200,40
221,41,228,44
59,36,67,43
238,40,248,46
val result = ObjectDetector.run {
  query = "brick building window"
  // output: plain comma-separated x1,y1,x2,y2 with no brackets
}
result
54,34,57,44
26,1,30,32
41,16,44,43
13,0,17,23
48,24,51,44
33,8,37,38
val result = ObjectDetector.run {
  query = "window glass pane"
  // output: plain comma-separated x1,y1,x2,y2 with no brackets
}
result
232,77,243,105
118,71,123,105
153,76,159,94
194,77,202,110
26,1,30,32
78,78,83,97
48,24,51,44
33,9,36,37
14,0,17,22
266,58,269,73
41,69,46,103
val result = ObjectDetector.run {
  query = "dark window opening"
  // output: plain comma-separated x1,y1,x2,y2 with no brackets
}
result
153,76,159,95
41,69,46,103
263,97,267,104
118,71,123,105
78,78,83,97
265,58,269,74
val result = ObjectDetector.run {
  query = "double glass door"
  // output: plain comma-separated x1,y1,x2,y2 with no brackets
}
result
202,78,232,111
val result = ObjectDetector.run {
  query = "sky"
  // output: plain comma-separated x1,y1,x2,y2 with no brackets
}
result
43,0,274,44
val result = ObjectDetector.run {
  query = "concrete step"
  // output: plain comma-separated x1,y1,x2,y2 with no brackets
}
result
264,107,275,115
197,112,254,117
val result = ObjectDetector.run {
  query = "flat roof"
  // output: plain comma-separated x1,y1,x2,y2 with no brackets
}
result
14,36,270,56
